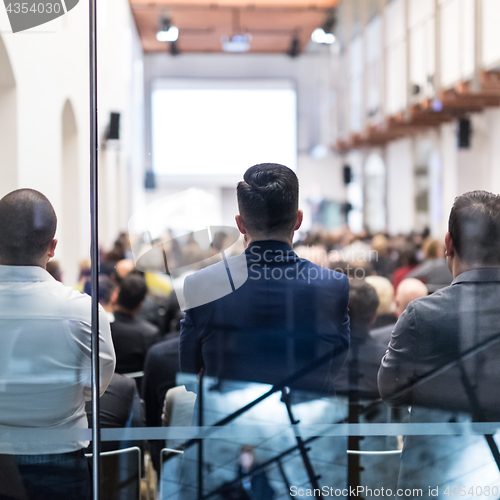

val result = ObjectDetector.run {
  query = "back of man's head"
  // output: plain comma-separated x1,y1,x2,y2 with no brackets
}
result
237,163,299,238
348,279,379,329
395,278,428,317
449,191,500,266
0,189,57,266
117,274,148,312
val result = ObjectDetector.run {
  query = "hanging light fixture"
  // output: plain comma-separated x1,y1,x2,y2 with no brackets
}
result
157,15,179,42
221,9,251,52
311,28,335,44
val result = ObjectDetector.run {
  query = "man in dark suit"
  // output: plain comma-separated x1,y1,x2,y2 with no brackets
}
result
378,191,500,493
179,163,350,392
111,274,161,374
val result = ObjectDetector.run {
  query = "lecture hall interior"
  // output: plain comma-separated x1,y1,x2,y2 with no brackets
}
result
2,0,500,499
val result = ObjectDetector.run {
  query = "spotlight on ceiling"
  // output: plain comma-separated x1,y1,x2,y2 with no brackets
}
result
157,16,179,42
221,34,251,53
311,28,336,44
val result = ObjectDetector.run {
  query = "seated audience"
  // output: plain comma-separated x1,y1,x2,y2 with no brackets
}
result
85,373,143,452
142,334,180,473
333,279,388,399
113,258,176,334
371,278,428,346
365,275,397,328
111,274,161,374
84,274,116,322
371,234,394,278
392,245,419,292
406,238,453,292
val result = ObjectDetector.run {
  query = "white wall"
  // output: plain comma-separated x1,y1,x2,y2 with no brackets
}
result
0,0,144,284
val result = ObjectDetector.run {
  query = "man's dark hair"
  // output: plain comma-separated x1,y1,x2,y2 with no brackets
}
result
348,279,379,327
237,163,299,236
448,191,500,266
117,275,148,311
0,189,57,265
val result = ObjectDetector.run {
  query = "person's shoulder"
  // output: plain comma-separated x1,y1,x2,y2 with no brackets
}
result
110,372,136,394
48,281,95,319
300,258,349,287
370,323,394,345
135,317,160,336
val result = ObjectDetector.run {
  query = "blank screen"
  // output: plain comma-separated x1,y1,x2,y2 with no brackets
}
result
152,83,297,176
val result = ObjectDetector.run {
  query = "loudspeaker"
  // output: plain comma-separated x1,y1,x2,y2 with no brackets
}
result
107,112,120,140
458,118,471,149
145,170,156,190
343,165,352,185
288,37,300,58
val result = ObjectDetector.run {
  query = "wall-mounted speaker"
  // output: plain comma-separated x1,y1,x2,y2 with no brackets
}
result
458,118,471,149
107,112,120,140
343,165,352,185
145,170,156,190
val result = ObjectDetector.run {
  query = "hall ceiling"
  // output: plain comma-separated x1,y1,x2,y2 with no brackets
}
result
129,0,340,54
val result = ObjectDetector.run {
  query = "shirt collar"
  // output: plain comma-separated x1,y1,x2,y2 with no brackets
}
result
451,268,500,285
0,265,55,282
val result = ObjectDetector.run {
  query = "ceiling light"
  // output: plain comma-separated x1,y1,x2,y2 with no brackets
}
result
221,34,251,53
157,26,179,42
311,28,336,44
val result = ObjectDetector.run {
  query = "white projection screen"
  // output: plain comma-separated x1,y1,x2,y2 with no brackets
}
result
151,79,297,176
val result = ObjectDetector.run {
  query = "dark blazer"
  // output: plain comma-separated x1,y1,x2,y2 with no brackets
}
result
378,268,500,420
111,311,160,374
85,373,143,452
179,240,350,393
333,324,389,400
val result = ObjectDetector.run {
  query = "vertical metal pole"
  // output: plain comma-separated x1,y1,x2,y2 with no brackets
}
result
198,369,204,500
472,0,483,93
89,0,100,495
434,0,441,96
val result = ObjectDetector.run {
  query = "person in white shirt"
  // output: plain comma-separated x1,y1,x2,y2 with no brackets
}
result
0,188,116,500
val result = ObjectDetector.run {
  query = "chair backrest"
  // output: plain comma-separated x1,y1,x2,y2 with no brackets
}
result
86,446,141,500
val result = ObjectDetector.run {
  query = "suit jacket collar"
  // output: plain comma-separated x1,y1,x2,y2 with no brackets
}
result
245,240,298,263
452,268,500,285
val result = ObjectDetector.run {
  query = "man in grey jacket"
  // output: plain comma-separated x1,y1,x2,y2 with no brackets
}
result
378,191,500,495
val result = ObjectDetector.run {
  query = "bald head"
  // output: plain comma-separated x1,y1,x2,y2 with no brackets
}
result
0,189,57,266
115,259,136,281
395,278,428,317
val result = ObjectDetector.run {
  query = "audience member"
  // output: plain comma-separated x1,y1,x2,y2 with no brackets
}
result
85,373,143,453
46,259,62,282
406,238,453,292
180,163,350,392
371,278,428,345
378,190,500,492
371,234,394,278
0,189,115,500
333,279,387,399
365,275,396,328
111,274,160,374
392,245,419,292
84,274,116,322
112,258,176,334
142,334,180,473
